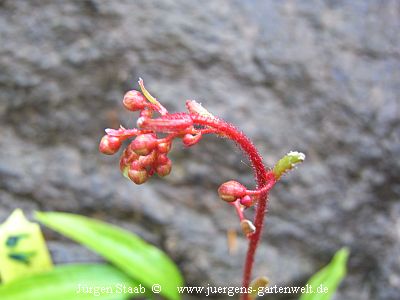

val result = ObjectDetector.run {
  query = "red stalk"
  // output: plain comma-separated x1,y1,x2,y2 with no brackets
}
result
191,115,274,299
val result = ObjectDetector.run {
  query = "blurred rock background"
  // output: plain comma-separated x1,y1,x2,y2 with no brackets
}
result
0,0,399,299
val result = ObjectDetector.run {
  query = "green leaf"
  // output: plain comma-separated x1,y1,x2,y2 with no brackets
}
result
0,209,53,283
35,212,183,300
0,264,141,300
273,151,305,180
299,248,349,300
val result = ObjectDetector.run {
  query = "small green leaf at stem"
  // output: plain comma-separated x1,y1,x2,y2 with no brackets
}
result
35,211,183,300
273,151,305,180
299,247,349,300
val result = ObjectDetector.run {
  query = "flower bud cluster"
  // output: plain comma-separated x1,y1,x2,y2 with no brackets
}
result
118,133,172,184
99,85,205,185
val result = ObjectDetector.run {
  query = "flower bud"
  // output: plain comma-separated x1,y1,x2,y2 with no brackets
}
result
122,90,147,111
157,141,172,154
241,219,256,236
156,153,169,165
128,166,149,185
99,135,121,155
156,160,172,177
131,134,157,156
122,147,139,163
182,133,202,147
218,180,247,202
138,151,157,168
240,195,253,207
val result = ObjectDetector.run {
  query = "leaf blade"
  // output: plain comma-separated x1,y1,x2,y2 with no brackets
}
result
299,248,349,300
0,263,140,300
35,211,183,300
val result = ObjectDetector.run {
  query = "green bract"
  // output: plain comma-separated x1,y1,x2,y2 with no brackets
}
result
273,151,306,180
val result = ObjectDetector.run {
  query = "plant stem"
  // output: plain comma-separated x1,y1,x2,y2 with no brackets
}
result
191,115,272,300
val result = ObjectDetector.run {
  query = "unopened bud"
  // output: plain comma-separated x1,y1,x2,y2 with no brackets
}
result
131,134,157,156
157,141,172,154
123,90,147,111
128,167,149,185
156,153,169,165
218,180,247,202
138,151,157,168
241,219,256,236
182,133,202,147
122,147,139,163
127,160,141,172
240,195,253,207
99,135,121,155
156,159,172,177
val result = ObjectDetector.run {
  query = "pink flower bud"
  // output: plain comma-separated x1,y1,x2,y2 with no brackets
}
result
156,153,169,165
122,90,147,111
99,135,122,155
138,151,157,168
128,161,149,184
218,180,247,202
182,133,202,147
240,195,253,207
129,160,142,171
157,141,172,153
156,159,172,177
122,147,139,163
128,168,149,185
131,134,157,156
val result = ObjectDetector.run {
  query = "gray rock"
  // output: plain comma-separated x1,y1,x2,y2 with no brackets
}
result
0,0,399,299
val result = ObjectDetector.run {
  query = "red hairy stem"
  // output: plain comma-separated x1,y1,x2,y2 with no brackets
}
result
190,115,272,298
